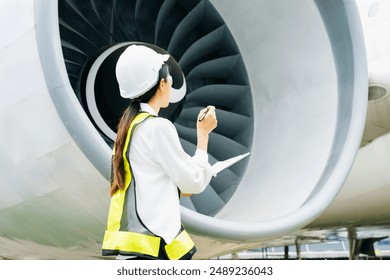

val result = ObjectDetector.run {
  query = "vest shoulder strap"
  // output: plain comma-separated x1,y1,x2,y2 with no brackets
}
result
106,112,154,232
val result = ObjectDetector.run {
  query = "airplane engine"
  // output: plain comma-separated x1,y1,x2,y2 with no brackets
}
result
0,0,367,258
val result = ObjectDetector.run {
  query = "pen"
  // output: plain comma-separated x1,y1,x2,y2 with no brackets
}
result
198,108,210,122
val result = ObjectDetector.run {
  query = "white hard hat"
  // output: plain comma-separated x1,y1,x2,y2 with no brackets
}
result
116,45,170,99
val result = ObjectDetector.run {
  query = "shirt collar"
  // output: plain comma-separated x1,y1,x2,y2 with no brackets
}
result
140,103,159,116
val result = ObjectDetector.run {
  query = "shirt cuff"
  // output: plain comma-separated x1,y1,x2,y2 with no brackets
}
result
194,149,209,162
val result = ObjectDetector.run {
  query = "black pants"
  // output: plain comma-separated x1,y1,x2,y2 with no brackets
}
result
127,256,153,260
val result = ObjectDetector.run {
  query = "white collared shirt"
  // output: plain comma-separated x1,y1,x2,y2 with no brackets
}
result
128,103,214,244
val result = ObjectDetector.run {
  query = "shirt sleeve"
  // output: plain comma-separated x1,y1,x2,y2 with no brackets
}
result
150,118,215,194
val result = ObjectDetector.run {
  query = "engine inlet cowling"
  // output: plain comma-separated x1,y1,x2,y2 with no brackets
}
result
33,0,367,250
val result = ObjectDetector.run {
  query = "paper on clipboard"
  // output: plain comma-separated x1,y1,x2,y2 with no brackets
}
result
211,152,251,174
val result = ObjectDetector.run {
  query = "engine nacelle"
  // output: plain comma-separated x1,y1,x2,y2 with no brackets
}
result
0,0,367,259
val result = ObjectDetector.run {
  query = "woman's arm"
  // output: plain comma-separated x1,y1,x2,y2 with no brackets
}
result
151,107,218,194
196,106,218,152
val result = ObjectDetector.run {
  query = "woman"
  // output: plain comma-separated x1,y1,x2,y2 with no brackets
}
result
101,44,218,260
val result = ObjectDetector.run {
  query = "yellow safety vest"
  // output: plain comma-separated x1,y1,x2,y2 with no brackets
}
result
102,112,196,260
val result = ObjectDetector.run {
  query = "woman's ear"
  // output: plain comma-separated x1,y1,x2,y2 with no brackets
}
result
158,78,167,92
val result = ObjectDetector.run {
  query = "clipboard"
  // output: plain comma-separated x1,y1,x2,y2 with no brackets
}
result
211,152,251,174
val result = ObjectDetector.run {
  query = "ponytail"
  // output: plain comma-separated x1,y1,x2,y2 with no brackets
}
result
110,100,140,196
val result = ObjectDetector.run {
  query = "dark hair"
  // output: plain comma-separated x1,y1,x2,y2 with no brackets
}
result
110,63,170,196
